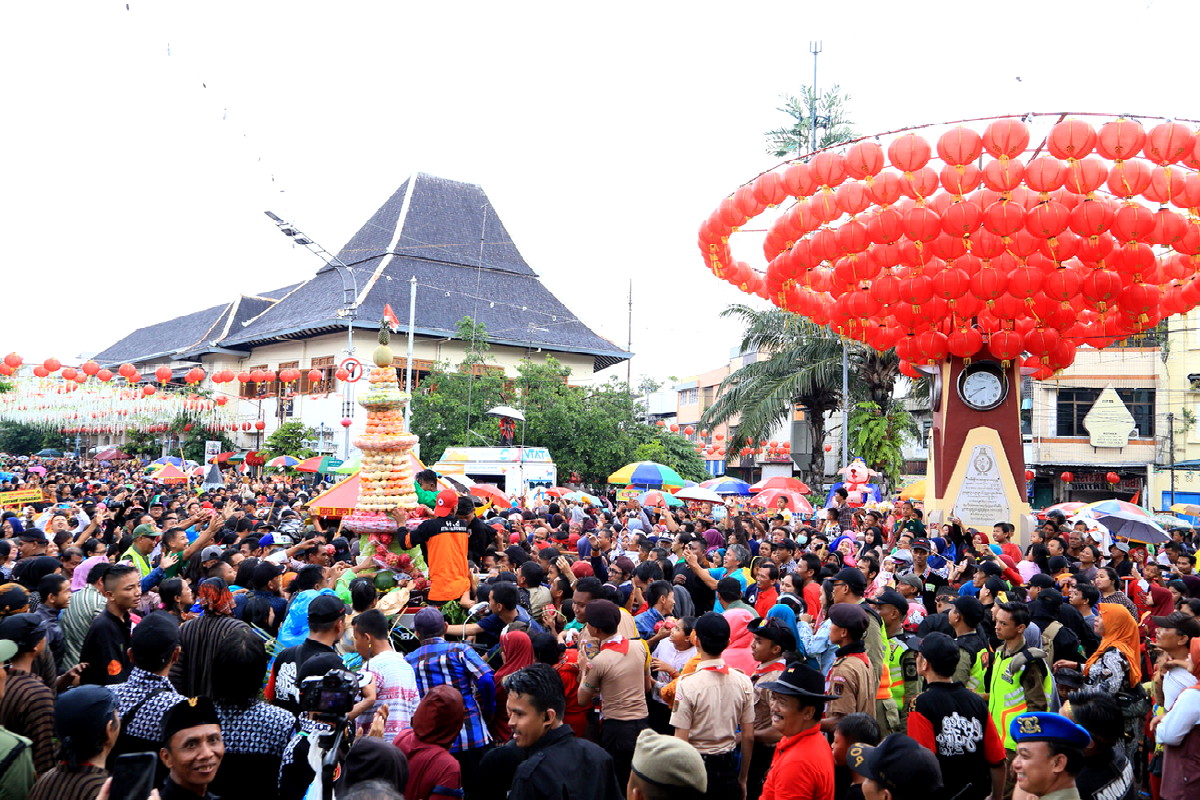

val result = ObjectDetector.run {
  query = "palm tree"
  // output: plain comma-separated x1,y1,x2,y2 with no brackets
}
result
700,304,909,482
764,85,856,159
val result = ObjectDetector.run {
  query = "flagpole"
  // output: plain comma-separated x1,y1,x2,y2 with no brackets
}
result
404,277,416,432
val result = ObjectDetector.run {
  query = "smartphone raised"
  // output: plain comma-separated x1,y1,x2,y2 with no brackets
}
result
109,752,158,800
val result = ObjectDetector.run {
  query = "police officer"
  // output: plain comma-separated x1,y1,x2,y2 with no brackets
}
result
821,603,876,733
949,596,990,692
846,733,944,800
867,589,919,732
1009,712,1090,800
986,602,1051,800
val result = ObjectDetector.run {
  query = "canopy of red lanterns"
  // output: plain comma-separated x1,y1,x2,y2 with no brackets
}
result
699,114,1200,379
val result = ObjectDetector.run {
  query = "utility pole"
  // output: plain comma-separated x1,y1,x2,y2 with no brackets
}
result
626,279,633,388
1169,411,1176,507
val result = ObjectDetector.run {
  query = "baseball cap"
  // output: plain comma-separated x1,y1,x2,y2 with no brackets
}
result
132,524,161,539
413,607,447,636
951,596,986,628
257,533,276,548
847,734,943,795
867,589,909,616
1113,542,1131,553
747,617,796,651
200,546,223,563
433,489,459,518
307,594,346,625
910,538,931,552
1028,573,1056,589
917,631,960,666
631,728,707,792
1151,610,1200,639
832,567,867,596
0,614,46,653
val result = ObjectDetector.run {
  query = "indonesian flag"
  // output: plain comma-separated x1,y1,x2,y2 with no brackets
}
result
382,303,401,333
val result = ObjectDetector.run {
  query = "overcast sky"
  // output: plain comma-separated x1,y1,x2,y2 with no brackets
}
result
3,0,1195,386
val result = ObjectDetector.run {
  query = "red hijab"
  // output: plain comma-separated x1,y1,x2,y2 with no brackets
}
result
495,630,534,682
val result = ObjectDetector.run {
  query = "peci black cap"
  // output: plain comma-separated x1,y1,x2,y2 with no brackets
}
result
160,696,221,748
848,734,943,795
827,603,870,639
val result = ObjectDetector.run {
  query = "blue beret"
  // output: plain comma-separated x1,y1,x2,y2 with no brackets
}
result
1009,712,1090,749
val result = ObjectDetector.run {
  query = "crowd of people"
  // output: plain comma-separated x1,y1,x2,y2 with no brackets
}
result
0,455,1197,800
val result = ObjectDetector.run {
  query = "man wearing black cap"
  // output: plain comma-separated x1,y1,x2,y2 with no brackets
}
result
904,538,948,614
29,685,119,800
949,596,991,693
867,590,919,735
907,632,1006,800
823,604,877,732
671,612,754,800
756,661,836,800
159,696,225,800
830,567,884,688
0,614,55,774
268,593,347,714
846,733,944,800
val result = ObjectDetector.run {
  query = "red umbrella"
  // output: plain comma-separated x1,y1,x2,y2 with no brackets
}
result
545,487,572,498
208,452,237,464
749,476,811,494
470,484,512,509
749,488,814,515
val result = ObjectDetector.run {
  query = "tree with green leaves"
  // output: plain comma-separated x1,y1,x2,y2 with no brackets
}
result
764,85,857,158
0,423,45,456
700,304,904,482
848,401,917,490
260,421,317,461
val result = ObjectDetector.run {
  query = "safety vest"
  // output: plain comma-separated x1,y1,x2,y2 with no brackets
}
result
121,548,151,578
886,633,916,706
987,645,1053,750
875,617,893,701
968,646,989,694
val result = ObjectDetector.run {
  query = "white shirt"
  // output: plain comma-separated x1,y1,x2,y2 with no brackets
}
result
1158,685,1200,746
1162,666,1194,711
361,649,420,738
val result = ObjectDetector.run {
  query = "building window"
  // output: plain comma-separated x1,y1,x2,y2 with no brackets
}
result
305,357,336,394
391,357,434,391
1056,387,1155,438
1108,320,1167,348
701,386,716,409
679,388,698,405
240,366,267,399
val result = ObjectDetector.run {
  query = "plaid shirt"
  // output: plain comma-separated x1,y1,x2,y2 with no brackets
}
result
406,638,494,752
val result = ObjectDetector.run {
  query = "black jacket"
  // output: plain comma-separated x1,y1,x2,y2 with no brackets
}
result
509,726,622,800
78,609,132,686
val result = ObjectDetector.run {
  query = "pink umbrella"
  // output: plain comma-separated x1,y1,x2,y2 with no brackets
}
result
27,466,46,476
749,488,814,514
749,476,812,494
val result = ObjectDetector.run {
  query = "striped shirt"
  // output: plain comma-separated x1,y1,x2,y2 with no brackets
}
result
60,586,106,669
171,614,251,698
406,638,494,752
0,671,56,774
29,765,108,800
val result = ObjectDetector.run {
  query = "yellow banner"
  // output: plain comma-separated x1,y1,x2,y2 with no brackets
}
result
0,488,46,508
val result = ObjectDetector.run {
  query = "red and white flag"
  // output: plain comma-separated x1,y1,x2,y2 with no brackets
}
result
382,303,401,332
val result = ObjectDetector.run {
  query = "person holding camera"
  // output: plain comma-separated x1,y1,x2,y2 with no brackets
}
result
278,653,368,800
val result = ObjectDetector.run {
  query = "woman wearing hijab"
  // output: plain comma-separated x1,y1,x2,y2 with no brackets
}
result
172,578,252,698
765,604,802,654
395,685,466,800
337,737,409,796
1055,603,1142,694
489,630,534,743
721,607,759,675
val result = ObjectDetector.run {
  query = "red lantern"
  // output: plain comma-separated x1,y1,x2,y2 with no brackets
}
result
715,433,724,441
254,420,266,431
32,366,48,378
699,429,709,437
215,396,227,406
1047,120,1097,160
1061,471,1074,484
119,363,136,378
261,370,277,383
1024,469,1035,482
335,368,350,382
241,422,252,431
81,360,100,376
655,420,665,427
185,368,205,384
73,372,86,383
340,417,353,428
669,423,679,432
1105,471,1120,484
2,353,21,369
824,444,833,453
96,369,113,382
43,358,61,373
142,385,156,397
307,369,323,384
60,367,78,381
0,364,11,377
237,372,251,383
183,423,193,432
1096,118,1145,161
155,366,172,383
684,426,695,435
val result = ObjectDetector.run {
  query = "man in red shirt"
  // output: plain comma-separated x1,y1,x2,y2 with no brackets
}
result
992,523,1022,564
757,660,838,800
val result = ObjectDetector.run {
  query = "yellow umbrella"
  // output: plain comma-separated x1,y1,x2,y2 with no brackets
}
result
898,479,926,501
1169,502,1200,516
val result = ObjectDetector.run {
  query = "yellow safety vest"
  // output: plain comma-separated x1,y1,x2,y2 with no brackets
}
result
987,645,1052,750
886,634,916,706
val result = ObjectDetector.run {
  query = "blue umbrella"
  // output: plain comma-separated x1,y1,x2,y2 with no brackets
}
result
150,456,184,467
699,476,752,495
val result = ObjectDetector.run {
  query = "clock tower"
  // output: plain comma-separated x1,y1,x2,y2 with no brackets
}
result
926,354,1031,534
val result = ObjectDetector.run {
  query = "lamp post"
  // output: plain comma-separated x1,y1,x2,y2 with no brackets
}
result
264,211,359,461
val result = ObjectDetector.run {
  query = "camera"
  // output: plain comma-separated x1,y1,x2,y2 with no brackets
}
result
298,669,360,717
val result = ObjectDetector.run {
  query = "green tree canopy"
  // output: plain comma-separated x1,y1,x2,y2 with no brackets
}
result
848,401,918,489
0,423,46,456
260,421,317,461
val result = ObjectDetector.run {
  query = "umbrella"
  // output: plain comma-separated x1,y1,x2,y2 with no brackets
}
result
1154,514,1193,529
698,477,753,495
607,461,686,489
545,487,572,498
674,486,725,503
639,490,683,508
1044,501,1088,516
485,405,526,422
470,484,512,510
442,474,476,493
26,466,46,475
295,456,344,473
34,449,62,458
265,456,300,469
225,453,247,465
563,490,601,505
1077,505,1168,544
308,474,361,517
209,452,236,464
1083,499,1154,518
94,448,130,461
749,476,812,494
897,479,926,501
150,456,184,467
1170,503,1200,517
334,457,361,474
190,466,207,478
749,488,815,514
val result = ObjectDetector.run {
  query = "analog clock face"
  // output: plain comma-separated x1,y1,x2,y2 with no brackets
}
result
959,369,1005,410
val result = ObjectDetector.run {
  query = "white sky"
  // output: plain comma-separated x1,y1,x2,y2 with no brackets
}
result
3,0,1196,385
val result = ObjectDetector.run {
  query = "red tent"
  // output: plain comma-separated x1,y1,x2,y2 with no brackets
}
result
150,463,189,484
309,474,361,517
